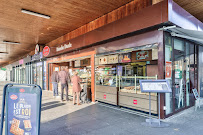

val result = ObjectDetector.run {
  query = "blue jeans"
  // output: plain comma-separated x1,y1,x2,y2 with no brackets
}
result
52,82,58,96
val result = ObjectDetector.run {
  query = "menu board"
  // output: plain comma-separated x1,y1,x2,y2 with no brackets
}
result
108,55,118,64
119,53,131,63
139,80,172,93
99,56,108,65
74,60,80,67
7,92,37,135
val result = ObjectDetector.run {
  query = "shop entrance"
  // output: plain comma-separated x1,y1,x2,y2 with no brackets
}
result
49,56,92,102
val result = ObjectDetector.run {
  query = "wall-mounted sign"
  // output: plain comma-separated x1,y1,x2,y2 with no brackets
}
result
152,48,158,60
35,44,39,54
165,61,172,79
56,42,72,52
119,53,131,63
99,56,108,65
108,55,118,64
80,58,90,66
136,51,149,60
31,52,43,61
19,59,24,65
43,46,50,57
74,60,80,67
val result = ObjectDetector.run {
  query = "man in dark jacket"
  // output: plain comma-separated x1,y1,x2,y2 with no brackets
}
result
51,68,59,98
58,66,71,101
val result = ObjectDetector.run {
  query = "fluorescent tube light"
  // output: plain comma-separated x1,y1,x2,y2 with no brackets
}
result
3,41,20,45
0,52,8,54
21,9,51,19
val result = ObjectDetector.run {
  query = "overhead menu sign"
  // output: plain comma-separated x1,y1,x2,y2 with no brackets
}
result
139,80,172,93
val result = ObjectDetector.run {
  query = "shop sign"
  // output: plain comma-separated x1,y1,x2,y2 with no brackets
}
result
56,42,72,52
43,46,50,57
31,52,43,61
136,50,149,60
19,59,24,65
119,53,131,63
165,61,172,79
99,56,108,65
108,55,118,64
133,100,137,105
35,44,39,54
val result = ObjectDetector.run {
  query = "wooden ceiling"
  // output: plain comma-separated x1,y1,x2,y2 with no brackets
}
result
0,0,202,66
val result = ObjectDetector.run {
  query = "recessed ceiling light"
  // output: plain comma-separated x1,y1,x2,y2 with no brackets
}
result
0,52,8,54
2,41,20,45
21,9,51,19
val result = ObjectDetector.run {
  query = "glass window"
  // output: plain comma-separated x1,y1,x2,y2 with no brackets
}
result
164,34,173,115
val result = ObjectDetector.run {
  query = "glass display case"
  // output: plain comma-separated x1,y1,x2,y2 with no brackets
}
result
96,75,118,87
119,75,158,95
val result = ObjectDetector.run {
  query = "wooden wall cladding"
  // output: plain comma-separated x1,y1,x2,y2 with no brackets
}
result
47,0,152,47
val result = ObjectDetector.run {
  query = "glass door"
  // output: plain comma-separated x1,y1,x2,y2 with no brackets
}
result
173,39,186,110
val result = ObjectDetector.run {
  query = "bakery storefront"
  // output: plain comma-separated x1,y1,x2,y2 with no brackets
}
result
43,0,203,118
45,43,96,102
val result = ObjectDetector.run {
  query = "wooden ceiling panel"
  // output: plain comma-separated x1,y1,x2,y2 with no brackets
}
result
0,0,202,66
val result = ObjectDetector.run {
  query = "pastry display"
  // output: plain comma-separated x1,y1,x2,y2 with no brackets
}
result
10,118,24,135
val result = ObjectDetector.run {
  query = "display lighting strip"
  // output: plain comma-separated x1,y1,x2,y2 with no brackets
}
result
21,9,51,19
2,41,20,45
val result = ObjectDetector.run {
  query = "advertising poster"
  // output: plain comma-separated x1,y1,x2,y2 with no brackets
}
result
117,66,123,76
107,55,118,64
136,50,149,60
7,92,37,135
119,53,131,63
165,61,172,79
99,56,108,65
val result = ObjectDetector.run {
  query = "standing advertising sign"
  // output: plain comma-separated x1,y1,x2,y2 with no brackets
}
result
0,84,42,135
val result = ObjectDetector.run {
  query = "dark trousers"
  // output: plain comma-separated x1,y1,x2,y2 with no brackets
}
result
52,82,58,96
61,83,69,101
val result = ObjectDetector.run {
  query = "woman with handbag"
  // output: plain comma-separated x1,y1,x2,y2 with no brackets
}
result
71,71,82,105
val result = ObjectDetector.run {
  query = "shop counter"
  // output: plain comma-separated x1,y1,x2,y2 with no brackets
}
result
118,92,158,114
95,85,118,105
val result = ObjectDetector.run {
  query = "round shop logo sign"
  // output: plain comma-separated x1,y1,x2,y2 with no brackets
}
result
43,46,50,57
19,89,25,92
10,95,18,100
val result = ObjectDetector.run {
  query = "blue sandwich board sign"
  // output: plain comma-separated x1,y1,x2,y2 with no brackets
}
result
0,84,42,135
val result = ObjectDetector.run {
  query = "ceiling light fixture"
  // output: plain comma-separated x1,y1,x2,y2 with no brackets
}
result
2,41,20,45
0,52,8,54
21,9,51,19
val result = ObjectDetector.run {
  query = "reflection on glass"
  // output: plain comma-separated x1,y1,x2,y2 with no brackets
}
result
174,39,185,110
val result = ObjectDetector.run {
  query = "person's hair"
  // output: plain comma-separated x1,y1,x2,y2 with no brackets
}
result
74,71,78,75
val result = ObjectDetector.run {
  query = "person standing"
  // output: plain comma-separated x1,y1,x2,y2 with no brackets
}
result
58,66,70,101
71,71,82,105
51,68,59,98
